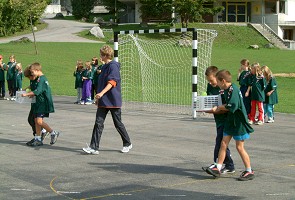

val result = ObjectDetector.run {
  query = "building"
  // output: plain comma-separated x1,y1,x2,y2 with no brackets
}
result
118,0,295,45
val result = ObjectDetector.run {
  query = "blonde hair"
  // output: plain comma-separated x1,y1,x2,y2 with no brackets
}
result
100,45,114,59
30,62,42,71
85,61,91,70
9,55,16,61
76,60,84,70
16,63,22,71
251,63,262,76
261,65,273,82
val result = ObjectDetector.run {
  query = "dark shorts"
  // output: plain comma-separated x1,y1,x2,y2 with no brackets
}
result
34,113,49,118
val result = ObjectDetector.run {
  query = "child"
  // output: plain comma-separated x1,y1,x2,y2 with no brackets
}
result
23,67,48,145
247,63,266,125
202,66,235,174
6,55,17,100
22,62,60,146
81,61,93,105
82,45,132,155
237,59,252,116
261,66,278,123
207,70,255,181
91,57,99,101
73,60,84,104
0,55,7,99
14,63,24,97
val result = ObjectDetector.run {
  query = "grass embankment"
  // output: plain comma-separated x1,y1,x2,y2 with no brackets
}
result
0,21,294,114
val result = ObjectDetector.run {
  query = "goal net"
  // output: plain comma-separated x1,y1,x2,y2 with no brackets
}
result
114,28,217,117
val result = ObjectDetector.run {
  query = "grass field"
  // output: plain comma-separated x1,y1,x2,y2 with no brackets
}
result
0,23,294,114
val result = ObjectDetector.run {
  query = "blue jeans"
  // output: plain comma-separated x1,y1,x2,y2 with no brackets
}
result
264,103,274,118
214,126,235,170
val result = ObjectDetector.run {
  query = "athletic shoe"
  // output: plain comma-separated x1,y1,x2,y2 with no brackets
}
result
202,163,215,173
238,170,255,181
267,117,274,123
50,131,60,145
248,120,253,125
206,166,221,178
255,120,263,125
26,138,35,146
220,167,235,174
121,144,132,153
85,101,92,105
28,139,43,147
82,144,99,155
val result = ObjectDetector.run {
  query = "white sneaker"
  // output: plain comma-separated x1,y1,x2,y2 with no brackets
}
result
121,144,132,153
267,117,274,123
248,120,253,125
255,120,263,125
82,144,99,155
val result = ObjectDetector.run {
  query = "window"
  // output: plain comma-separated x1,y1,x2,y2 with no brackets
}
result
265,1,276,14
279,1,285,13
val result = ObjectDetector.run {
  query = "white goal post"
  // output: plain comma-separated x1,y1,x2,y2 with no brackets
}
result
114,28,217,118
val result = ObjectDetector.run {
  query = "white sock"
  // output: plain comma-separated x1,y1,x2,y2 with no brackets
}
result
246,167,252,172
35,136,41,141
50,130,55,135
217,164,222,170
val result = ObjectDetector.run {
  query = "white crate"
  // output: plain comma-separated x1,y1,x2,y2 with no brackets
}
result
195,95,222,111
15,91,36,103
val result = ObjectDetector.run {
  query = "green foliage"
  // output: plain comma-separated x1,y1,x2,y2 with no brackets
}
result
71,0,96,20
139,0,172,22
0,0,48,36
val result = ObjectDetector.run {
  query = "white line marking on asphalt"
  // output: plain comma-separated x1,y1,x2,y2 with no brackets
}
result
57,191,81,194
160,195,186,197
266,193,289,196
10,189,32,191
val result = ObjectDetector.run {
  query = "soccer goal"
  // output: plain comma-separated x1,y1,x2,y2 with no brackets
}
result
114,28,217,118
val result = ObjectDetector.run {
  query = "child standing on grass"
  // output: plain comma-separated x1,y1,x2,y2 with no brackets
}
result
202,66,235,175
247,63,266,125
261,66,278,123
73,60,84,104
14,63,24,96
0,55,7,99
81,61,93,105
22,62,60,147
207,70,254,181
6,55,17,100
237,59,252,116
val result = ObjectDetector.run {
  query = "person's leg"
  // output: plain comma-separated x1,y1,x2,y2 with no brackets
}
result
257,101,264,122
28,109,36,136
249,100,256,122
0,81,5,97
89,107,108,150
110,108,131,147
214,126,223,163
236,140,251,169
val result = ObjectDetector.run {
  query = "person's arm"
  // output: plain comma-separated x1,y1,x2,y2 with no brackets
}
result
245,86,251,97
95,82,114,99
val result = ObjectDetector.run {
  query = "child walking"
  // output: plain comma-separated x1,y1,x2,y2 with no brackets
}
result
81,61,93,105
207,70,254,181
261,66,278,123
73,60,84,104
202,66,235,174
237,59,252,116
247,63,266,125
0,55,7,99
22,62,60,146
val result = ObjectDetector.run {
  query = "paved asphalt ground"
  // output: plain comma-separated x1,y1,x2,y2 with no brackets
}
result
0,96,294,200
0,14,294,200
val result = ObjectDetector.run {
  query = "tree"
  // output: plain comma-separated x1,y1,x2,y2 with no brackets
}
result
173,0,223,28
139,0,223,27
0,0,49,36
71,0,96,20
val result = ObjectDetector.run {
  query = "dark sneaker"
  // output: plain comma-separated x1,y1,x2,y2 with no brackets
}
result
207,167,221,178
26,138,35,146
221,167,235,174
238,171,255,181
28,139,43,147
50,131,60,145
202,164,215,174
